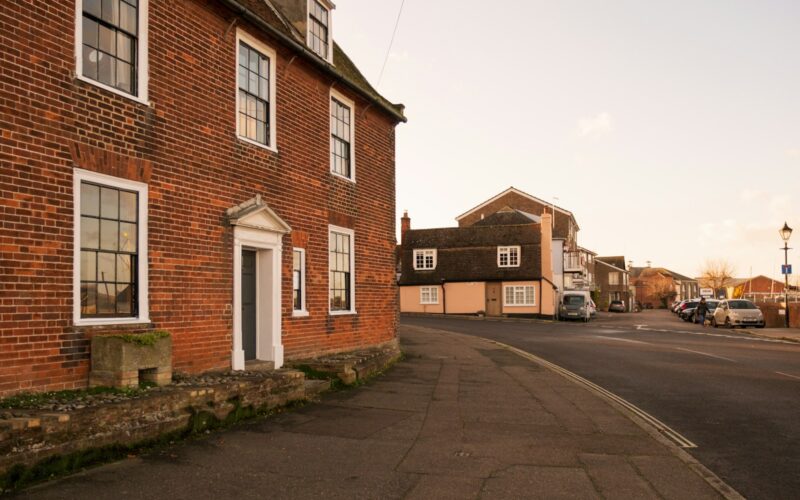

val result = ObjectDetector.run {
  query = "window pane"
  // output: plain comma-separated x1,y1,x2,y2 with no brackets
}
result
238,66,247,91
101,0,119,25
82,46,98,80
116,254,131,282
119,1,136,34
100,187,119,218
248,71,258,94
81,217,99,249
99,24,116,53
98,52,115,86
246,95,256,117
116,60,132,93
98,252,115,281
81,183,100,216
84,0,102,17
248,49,259,72
100,219,119,251
256,101,266,122
116,284,132,314
247,117,256,140
97,283,116,314
256,121,265,144
117,32,132,62
81,251,97,281
239,43,248,69
119,191,137,221
119,222,137,252
81,283,97,315
259,57,269,78
83,17,99,47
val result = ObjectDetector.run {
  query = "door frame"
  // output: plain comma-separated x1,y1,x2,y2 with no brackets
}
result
232,226,283,370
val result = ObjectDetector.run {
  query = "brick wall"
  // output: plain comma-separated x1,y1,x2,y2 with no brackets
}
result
0,0,401,396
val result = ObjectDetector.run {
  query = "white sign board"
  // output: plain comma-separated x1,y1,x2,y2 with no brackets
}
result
700,288,714,298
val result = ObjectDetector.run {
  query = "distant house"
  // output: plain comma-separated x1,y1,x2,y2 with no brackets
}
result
721,275,789,301
454,187,580,297
398,210,557,318
595,256,632,310
630,266,699,308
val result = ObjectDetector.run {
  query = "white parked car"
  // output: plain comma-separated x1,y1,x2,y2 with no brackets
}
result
711,299,765,329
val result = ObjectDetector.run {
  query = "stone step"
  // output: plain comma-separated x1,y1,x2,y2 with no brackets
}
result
303,379,331,399
244,360,275,371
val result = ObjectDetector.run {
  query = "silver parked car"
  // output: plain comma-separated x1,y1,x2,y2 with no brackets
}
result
711,299,765,328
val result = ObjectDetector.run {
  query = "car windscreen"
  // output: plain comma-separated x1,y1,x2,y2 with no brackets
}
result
729,300,757,309
706,301,719,309
563,295,585,305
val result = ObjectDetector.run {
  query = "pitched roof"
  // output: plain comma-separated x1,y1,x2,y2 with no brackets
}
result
631,266,696,282
596,256,626,271
224,0,406,122
399,224,542,286
471,208,541,227
455,187,578,227
595,259,627,273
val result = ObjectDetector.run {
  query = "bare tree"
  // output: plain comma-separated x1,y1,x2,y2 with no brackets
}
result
699,259,736,294
651,277,677,308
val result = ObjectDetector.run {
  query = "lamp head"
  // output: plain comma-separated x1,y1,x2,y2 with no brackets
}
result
780,222,793,242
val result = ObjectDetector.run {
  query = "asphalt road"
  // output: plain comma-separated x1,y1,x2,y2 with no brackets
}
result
402,310,800,500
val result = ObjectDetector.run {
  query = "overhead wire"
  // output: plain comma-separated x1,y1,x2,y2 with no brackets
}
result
377,0,405,87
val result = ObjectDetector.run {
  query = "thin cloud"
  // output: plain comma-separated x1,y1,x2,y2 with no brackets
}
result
577,112,614,138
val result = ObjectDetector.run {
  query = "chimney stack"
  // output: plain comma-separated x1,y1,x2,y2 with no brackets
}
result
400,210,411,243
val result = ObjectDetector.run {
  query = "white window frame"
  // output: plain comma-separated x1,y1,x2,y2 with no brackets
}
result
328,225,356,316
497,246,521,268
236,28,278,153
74,0,150,105
609,272,620,285
73,168,149,326
330,88,356,182
503,285,536,307
420,286,439,305
307,0,333,63
413,249,437,270
292,247,308,317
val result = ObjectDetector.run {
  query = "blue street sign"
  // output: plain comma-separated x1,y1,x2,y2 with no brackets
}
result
782,264,792,275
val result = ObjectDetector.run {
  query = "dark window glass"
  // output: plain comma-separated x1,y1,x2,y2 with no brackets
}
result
308,1,329,58
82,0,138,95
80,181,138,318
293,250,303,311
238,42,271,146
331,97,352,178
329,232,351,311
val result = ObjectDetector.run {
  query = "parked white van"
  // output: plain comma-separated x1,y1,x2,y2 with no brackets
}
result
560,291,593,322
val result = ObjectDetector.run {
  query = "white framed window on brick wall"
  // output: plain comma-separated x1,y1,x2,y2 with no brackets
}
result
497,246,520,267
609,272,620,285
329,225,356,315
307,0,333,62
73,168,149,326
504,285,535,307
75,0,149,104
413,249,436,270
420,286,438,305
330,88,355,181
236,29,277,152
292,248,308,317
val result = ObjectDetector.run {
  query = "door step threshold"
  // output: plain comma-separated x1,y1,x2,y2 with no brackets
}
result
244,360,275,372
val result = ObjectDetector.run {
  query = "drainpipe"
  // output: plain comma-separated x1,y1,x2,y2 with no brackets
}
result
441,279,447,315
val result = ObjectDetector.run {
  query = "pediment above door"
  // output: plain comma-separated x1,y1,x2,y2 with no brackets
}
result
226,195,292,234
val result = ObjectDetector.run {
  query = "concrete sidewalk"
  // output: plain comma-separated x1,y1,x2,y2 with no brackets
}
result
20,325,738,499
746,326,800,342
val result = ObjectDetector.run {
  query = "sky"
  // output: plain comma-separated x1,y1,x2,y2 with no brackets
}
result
332,0,800,282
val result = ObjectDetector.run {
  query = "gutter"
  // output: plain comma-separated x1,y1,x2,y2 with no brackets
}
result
219,0,407,123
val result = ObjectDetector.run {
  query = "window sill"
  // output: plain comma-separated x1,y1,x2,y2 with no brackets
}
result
420,303,439,306
73,316,152,327
498,265,521,268
330,171,356,184
75,75,150,106
292,310,310,318
413,268,436,272
329,310,357,316
238,135,278,154
503,304,536,308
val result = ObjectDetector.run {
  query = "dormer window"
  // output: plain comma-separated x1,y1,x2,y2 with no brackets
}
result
308,0,331,60
498,246,520,267
413,249,436,270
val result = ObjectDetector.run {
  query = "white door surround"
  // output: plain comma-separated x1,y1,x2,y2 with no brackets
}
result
226,195,291,371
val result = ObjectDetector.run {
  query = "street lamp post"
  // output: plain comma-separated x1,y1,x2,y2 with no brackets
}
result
779,222,793,328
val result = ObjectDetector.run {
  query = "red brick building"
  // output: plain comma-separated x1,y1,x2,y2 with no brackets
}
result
0,0,405,396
